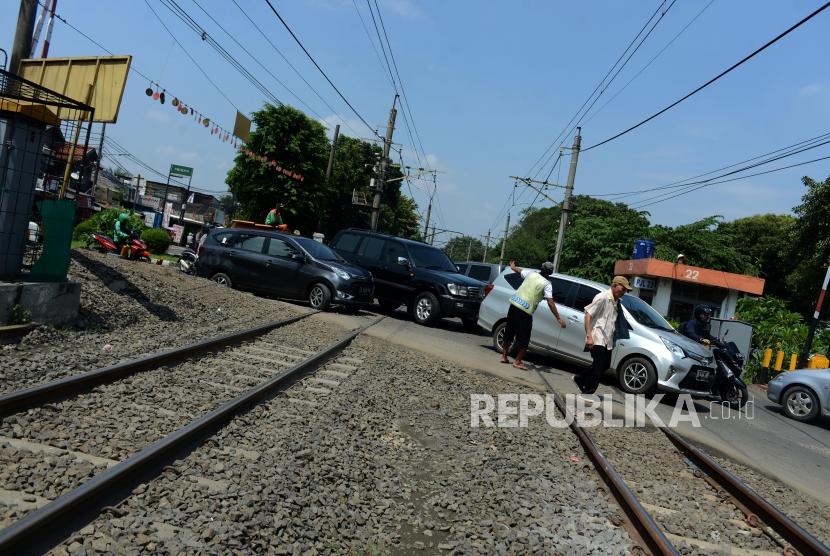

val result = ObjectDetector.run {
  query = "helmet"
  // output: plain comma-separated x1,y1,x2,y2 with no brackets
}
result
693,305,712,321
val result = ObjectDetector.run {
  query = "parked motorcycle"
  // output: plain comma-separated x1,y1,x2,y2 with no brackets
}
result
124,231,151,262
86,232,118,253
178,247,198,275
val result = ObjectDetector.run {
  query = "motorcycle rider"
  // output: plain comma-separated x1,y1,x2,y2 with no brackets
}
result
114,211,131,258
681,305,721,347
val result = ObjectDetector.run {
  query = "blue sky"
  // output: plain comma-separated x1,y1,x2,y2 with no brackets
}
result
4,1,829,245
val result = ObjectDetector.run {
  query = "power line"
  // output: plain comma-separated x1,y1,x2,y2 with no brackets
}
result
582,0,715,126
631,153,830,209
584,1,830,151
262,0,378,138
230,0,365,138
526,0,674,178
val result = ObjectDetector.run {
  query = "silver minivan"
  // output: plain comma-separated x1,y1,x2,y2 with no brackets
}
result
477,269,717,395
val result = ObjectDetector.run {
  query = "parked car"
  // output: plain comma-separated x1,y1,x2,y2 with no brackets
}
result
455,261,502,296
478,268,717,395
197,227,374,310
767,368,830,422
330,228,483,327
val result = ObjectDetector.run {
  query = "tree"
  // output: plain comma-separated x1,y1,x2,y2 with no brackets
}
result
716,214,795,301
226,104,329,230
788,175,830,315
648,216,757,275
444,235,486,262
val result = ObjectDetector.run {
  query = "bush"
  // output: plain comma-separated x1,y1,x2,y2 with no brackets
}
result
141,227,171,254
73,208,144,240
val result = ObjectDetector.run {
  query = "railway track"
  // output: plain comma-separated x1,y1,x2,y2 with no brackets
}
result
536,371,830,556
0,313,382,554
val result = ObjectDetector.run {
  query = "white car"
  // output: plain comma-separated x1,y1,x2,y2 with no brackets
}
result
478,269,717,395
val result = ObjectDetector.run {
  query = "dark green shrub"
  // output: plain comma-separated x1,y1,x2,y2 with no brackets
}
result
141,227,171,254
73,208,144,240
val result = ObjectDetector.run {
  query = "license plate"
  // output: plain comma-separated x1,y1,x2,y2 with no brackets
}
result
696,370,710,380
359,286,372,296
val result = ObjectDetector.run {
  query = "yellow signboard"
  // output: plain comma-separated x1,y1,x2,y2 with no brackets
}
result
19,55,132,123
233,110,251,142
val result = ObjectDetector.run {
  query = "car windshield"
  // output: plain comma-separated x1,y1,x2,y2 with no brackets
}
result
407,243,457,272
620,294,674,331
294,238,342,262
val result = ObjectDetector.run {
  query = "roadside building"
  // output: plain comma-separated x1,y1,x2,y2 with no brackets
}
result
613,258,765,321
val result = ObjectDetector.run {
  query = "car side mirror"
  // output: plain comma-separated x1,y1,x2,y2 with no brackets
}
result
397,256,410,267
291,252,305,261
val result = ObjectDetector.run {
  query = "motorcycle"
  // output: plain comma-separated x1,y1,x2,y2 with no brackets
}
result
710,339,749,408
124,231,151,262
178,247,198,275
86,232,118,253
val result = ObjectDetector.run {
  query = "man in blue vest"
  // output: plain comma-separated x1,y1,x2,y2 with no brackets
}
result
501,260,566,370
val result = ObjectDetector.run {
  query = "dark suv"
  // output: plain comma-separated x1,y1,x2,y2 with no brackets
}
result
330,228,483,327
197,228,374,310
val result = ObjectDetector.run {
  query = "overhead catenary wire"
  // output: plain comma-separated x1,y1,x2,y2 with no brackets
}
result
583,1,830,152
262,0,379,138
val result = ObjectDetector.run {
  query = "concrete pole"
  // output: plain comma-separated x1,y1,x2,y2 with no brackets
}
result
465,237,472,261
9,0,37,75
318,124,339,233
91,122,106,197
498,212,511,271
552,127,581,273
371,95,398,231
423,174,435,240
482,229,490,262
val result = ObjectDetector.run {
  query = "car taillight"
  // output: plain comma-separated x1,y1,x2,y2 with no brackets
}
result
484,282,494,297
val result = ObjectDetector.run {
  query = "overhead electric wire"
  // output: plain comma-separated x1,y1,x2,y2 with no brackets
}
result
583,1,830,151
143,0,243,112
230,0,365,138
582,0,715,126
631,153,830,209
262,0,379,138
351,0,395,86
525,0,673,178
188,0,327,119
156,0,283,108
589,130,830,198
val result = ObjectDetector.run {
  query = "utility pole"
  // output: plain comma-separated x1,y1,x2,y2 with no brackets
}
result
482,230,491,262
371,95,398,232
318,124,339,233
91,122,106,198
9,0,37,75
498,212,511,271
466,237,472,261
423,173,436,240
430,225,436,245
552,127,581,273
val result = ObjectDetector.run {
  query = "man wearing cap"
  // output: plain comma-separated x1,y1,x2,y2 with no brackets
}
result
501,260,566,370
577,276,632,394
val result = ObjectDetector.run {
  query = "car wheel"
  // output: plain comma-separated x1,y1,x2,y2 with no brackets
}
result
412,291,440,326
378,299,401,314
309,283,332,311
618,356,657,395
492,321,517,356
211,272,232,288
782,386,820,422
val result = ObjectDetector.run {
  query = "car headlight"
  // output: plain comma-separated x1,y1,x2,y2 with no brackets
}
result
660,337,686,359
447,283,468,296
333,268,350,280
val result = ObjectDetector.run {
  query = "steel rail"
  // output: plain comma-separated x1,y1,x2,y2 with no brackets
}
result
536,373,678,555
661,426,830,556
0,316,383,555
0,313,312,416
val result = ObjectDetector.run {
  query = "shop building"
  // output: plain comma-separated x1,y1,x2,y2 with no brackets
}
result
613,258,765,321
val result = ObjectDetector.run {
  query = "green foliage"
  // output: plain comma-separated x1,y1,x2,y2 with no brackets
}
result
649,216,757,275
73,209,144,240
444,235,486,262
734,296,830,382
226,105,419,239
141,228,172,254
787,176,830,314
10,304,31,325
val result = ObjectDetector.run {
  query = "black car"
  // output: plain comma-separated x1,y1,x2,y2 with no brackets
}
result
330,228,483,327
455,262,502,293
197,228,374,310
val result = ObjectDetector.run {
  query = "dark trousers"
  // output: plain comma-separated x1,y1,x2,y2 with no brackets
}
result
580,346,612,394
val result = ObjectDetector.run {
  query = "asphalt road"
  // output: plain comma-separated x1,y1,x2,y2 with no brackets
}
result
320,307,830,506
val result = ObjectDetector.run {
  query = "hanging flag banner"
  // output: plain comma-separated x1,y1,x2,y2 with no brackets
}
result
240,148,304,182
234,111,252,142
